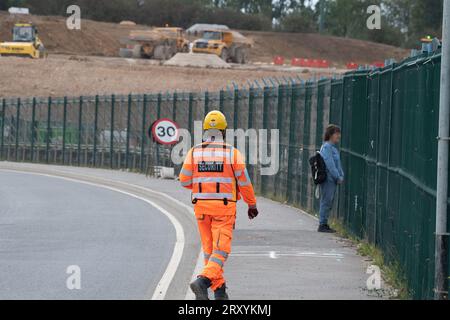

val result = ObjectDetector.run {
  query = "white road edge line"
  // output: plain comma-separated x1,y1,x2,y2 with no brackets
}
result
185,250,204,300
0,169,184,300
26,166,195,215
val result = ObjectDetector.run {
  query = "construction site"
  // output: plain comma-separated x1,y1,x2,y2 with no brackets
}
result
0,1,449,306
0,11,408,98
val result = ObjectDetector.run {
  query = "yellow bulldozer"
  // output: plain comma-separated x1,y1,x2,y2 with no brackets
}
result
192,29,252,64
0,23,46,59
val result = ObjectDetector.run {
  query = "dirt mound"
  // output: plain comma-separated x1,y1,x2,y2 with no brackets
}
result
0,11,148,57
0,11,409,65
165,53,230,69
243,30,408,66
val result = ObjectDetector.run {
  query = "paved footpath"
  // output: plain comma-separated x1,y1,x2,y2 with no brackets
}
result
0,162,384,300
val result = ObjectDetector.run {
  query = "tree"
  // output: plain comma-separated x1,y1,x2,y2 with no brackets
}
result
0,0,27,10
279,6,317,33
324,0,381,38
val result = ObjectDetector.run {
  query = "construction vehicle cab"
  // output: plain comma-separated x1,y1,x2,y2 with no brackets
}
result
420,35,441,52
155,27,190,52
0,23,46,59
192,30,251,64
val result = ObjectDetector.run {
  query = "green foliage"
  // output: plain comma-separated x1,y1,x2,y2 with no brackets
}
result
324,0,376,38
0,0,27,10
331,219,411,299
279,7,317,33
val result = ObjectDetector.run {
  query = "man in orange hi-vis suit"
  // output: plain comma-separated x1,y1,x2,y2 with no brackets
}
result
179,110,259,300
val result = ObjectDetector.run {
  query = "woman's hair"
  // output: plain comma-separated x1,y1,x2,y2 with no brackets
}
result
324,124,341,141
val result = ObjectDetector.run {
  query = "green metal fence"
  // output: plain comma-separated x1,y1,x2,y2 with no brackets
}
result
0,51,447,299
329,52,444,299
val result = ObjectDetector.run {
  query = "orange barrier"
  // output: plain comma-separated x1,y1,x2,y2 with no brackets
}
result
346,62,359,69
273,56,285,65
291,58,302,66
291,58,331,68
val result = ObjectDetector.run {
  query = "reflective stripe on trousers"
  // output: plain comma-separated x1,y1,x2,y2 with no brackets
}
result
196,214,235,291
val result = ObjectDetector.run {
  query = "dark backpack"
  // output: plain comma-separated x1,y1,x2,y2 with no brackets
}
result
309,152,327,185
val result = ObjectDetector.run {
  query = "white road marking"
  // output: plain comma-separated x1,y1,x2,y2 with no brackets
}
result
231,251,345,259
0,169,186,300
15,166,195,215
184,250,205,300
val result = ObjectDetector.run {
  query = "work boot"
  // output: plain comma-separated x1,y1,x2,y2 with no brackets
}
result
190,276,211,300
318,224,336,233
214,284,229,300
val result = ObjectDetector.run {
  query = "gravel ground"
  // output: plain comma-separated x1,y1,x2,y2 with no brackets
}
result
0,54,334,99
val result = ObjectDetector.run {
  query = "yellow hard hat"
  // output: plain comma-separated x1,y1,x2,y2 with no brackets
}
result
203,110,228,130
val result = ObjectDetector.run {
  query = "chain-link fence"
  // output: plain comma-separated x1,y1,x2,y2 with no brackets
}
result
0,51,447,299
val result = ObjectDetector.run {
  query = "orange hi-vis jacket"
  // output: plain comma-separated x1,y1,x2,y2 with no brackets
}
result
179,140,257,216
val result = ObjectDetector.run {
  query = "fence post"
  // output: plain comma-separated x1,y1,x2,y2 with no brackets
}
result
277,82,287,198
62,96,67,165
156,93,162,165
110,94,115,169
1,99,5,160
77,96,83,166
15,98,21,162
93,95,99,167
140,94,148,172
219,89,225,113
435,0,450,300
276,84,284,132
126,94,132,169
188,92,194,145
301,82,312,208
261,85,271,195
172,92,178,121
204,91,209,115
247,87,255,180
45,97,52,163
30,98,36,162
287,82,299,203
233,86,239,130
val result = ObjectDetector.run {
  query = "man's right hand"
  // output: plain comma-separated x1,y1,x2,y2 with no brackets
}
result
248,206,259,220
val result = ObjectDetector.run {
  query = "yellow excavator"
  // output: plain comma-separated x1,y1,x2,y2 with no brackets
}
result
0,23,46,59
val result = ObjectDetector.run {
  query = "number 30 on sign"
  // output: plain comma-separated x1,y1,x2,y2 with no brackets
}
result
150,119,180,145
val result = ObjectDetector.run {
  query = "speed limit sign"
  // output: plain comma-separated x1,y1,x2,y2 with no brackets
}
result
150,118,180,145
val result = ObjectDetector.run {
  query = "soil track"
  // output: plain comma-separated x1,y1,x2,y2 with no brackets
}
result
0,54,328,98
242,30,408,65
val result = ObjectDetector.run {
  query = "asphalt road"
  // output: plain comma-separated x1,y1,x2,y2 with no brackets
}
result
0,171,175,300
0,163,387,300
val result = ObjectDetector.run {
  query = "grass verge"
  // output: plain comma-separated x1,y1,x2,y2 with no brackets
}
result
330,218,411,300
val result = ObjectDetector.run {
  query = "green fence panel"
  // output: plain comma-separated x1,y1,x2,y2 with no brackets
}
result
300,82,314,210
286,82,303,205
342,71,370,238
312,79,331,214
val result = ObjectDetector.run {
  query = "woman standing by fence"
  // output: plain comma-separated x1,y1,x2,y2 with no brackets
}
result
318,125,344,233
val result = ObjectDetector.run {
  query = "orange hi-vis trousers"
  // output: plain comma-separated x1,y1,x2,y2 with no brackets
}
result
196,213,236,291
